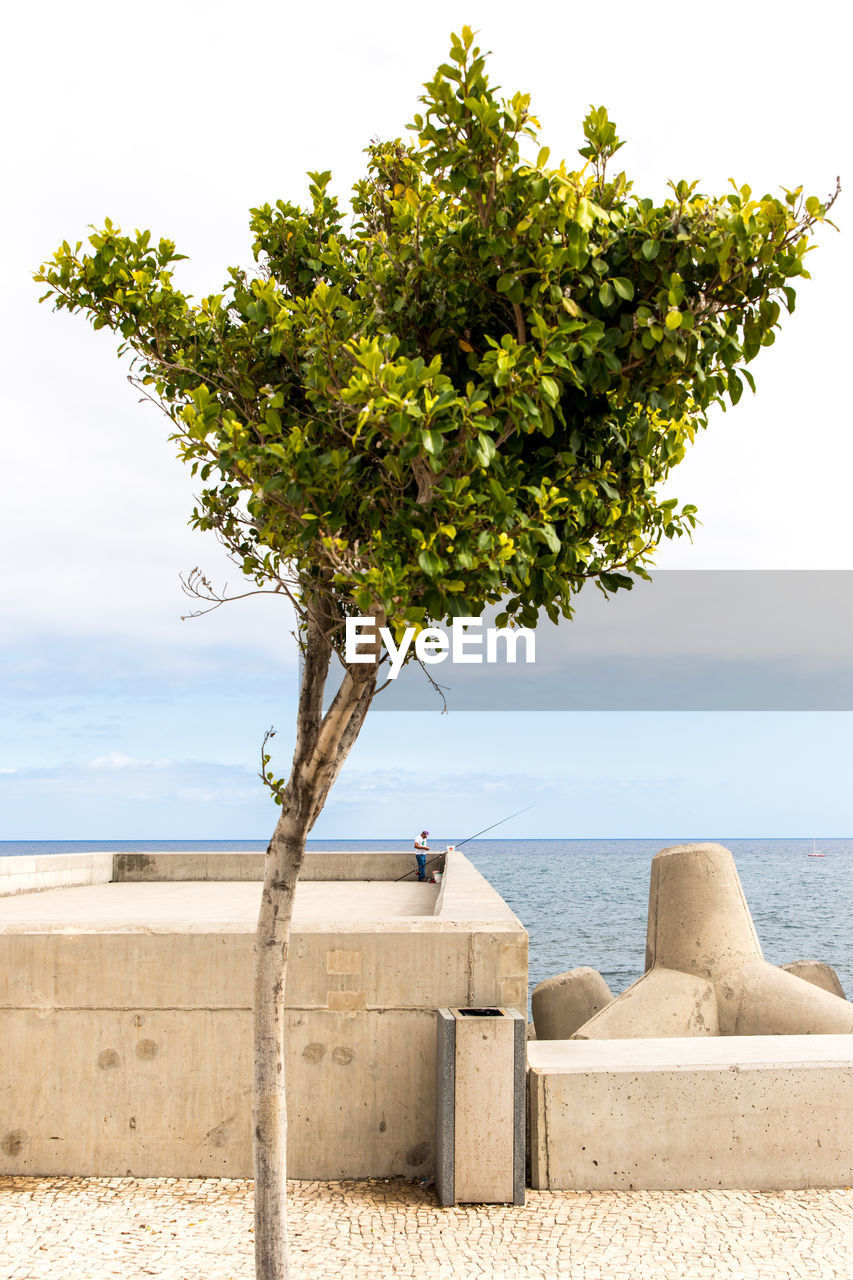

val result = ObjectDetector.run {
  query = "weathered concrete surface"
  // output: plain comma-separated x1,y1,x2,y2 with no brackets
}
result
435,1007,525,1207
531,967,612,1040
0,852,113,898
435,851,522,924
0,879,438,929
571,968,719,1039
645,842,762,977
454,1010,523,1204
783,960,846,999
0,852,527,1180
528,1035,853,1191
112,849,423,882
717,959,853,1035
0,849,431,896
572,842,852,1040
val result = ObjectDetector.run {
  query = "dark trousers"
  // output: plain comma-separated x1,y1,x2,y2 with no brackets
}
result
416,853,427,880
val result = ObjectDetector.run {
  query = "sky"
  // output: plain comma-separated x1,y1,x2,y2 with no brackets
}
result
1,0,851,839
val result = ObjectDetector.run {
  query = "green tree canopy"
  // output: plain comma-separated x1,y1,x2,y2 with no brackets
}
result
37,26,833,646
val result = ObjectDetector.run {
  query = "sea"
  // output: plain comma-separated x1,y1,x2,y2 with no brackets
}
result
1,838,850,1004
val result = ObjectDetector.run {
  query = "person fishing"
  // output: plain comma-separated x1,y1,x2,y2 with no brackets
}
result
395,807,535,883
413,830,430,881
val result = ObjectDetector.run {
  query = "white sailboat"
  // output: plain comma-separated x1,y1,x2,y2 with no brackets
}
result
808,836,826,858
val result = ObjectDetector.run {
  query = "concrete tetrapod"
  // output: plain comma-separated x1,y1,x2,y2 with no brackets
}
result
531,967,613,1040
572,843,853,1039
782,961,846,999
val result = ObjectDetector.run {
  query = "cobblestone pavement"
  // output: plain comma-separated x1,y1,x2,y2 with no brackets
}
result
1,1177,852,1280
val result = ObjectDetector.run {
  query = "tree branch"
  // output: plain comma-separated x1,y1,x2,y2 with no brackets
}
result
512,300,527,346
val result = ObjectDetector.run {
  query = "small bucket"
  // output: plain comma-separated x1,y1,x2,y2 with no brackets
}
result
445,845,456,855
433,870,443,885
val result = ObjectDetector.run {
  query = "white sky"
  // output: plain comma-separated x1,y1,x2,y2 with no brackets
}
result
1,0,851,838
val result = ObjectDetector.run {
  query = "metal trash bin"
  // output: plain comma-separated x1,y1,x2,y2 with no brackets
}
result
435,1007,525,1206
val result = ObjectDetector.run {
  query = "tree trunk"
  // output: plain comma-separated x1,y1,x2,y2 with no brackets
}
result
253,606,380,1279
253,823,304,1279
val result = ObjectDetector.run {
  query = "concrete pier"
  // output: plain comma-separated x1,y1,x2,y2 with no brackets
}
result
0,850,527,1180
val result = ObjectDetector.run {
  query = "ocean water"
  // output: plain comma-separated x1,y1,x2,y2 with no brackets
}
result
1,838,850,1002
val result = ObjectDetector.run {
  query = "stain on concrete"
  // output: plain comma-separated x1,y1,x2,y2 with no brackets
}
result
129,1116,137,1131
1,1130,26,1157
331,1046,355,1066
327,990,366,1012
303,1043,326,1064
405,1142,429,1167
135,1039,159,1060
379,1119,387,1132
97,1049,121,1069
327,950,362,975
114,854,154,880
206,1116,236,1149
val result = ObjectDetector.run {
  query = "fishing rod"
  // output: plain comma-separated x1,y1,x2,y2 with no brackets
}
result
394,804,534,882
454,805,534,849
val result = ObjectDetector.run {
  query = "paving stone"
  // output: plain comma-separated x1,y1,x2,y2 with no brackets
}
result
0,1178,852,1278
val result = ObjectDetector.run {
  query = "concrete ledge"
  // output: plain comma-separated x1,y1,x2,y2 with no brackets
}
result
0,850,435,894
528,1036,853,1191
0,854,113,898
111,850,422,882
435,852,524,925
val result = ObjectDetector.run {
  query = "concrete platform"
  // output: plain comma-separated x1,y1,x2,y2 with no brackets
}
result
0,850,527,1180
528,1035,853,1191
0,850,429,897
0,879,439,931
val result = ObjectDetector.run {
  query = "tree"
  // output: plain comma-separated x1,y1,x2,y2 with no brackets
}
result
36,27,835,1277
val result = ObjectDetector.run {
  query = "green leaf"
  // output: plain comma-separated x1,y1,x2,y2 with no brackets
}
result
612,277,634,301
417,548,443,576
539,523,561,553
476,433,496,466
540,376,560,408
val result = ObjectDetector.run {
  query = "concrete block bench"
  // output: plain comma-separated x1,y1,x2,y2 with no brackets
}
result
528,1035,853,1191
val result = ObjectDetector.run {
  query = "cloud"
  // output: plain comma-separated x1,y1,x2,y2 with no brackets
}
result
0,634,296,701
87,753,170,770
0,757,277,839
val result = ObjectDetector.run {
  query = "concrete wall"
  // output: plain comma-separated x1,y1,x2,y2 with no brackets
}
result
0,853,113,899
0,850,428,896
113,850,424,883
528,1036,853,1191
0,851,527,1179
